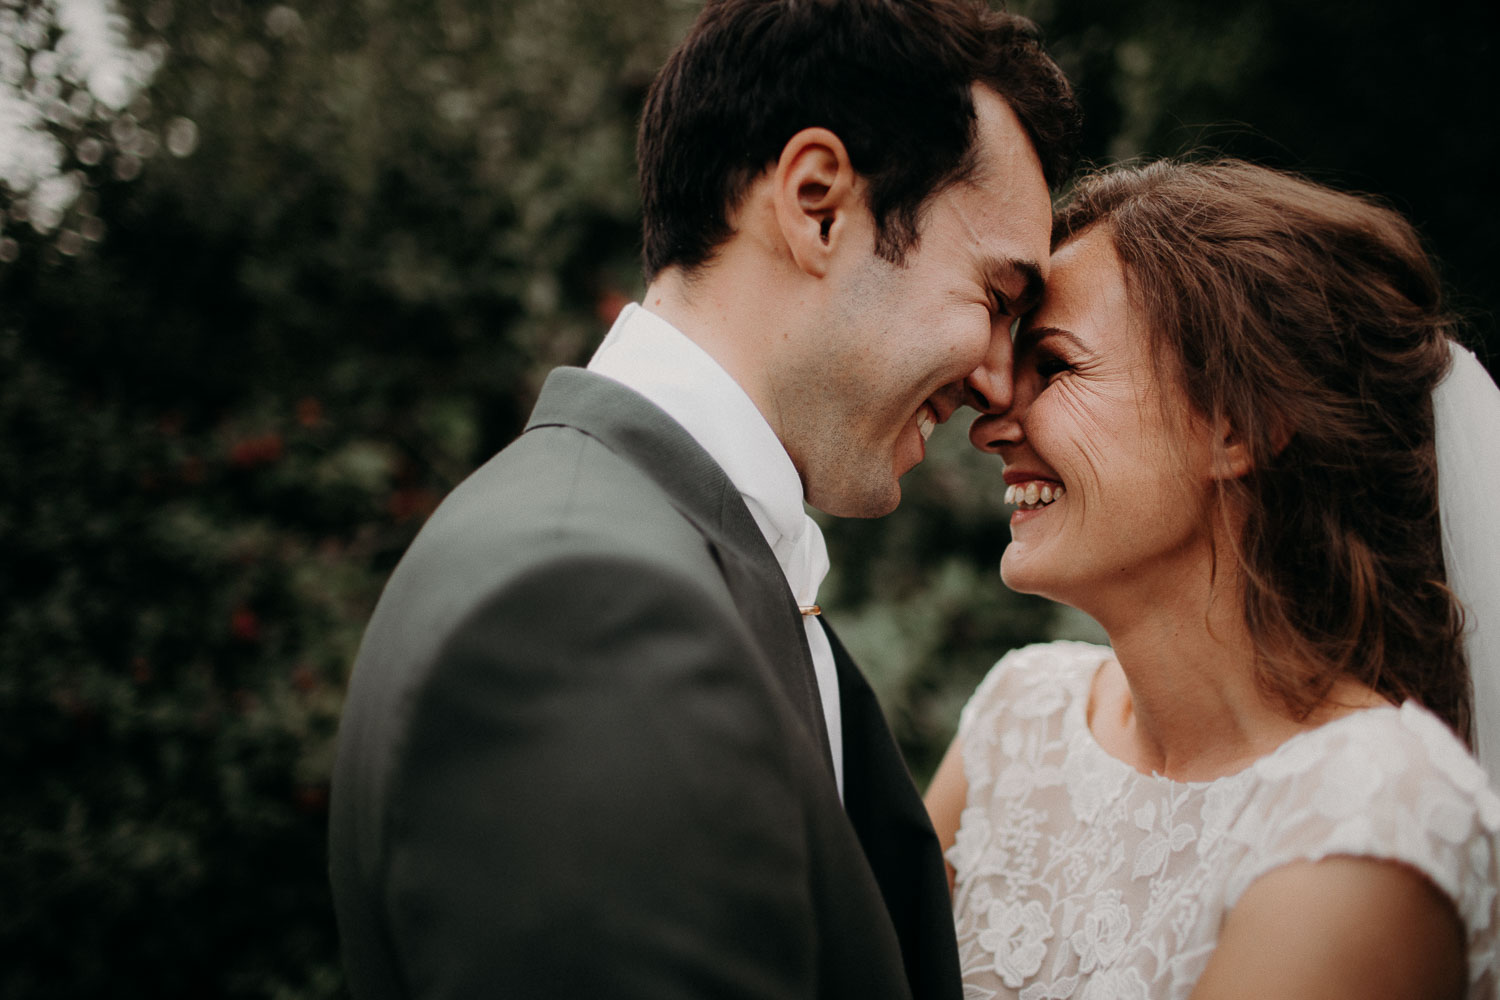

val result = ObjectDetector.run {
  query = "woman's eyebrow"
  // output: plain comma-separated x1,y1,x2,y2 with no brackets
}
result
1014,324,1087,354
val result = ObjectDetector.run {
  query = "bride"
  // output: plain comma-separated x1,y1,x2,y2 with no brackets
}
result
925,159,1500,999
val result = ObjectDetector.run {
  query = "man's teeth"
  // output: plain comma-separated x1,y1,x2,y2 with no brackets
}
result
1005,481,1064,509
917,408,935,441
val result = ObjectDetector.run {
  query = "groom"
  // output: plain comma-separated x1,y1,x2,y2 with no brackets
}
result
329,1,1078,997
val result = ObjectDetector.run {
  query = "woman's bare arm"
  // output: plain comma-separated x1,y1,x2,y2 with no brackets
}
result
1190,856,1467,1000
923,738,970,894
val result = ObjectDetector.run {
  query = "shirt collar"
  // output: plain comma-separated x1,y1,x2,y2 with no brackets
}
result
586,304,828,604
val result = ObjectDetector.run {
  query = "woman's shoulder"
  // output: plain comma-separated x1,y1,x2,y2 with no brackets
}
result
1227,701,1500,961
1248,701,1496,813
957,640,1109,738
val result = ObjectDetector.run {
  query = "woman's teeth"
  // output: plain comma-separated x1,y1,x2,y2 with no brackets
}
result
1005,481,1064,510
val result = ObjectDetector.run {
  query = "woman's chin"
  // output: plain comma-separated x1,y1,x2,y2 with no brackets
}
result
999,550,1048,596
1000,551,1084,609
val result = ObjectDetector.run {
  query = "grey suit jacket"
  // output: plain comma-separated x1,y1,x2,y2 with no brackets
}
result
329,367,961,1000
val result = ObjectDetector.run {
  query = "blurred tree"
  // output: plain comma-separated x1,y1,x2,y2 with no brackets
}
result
1020,0,1497,348
2,0,696,996
0,0,163,259
0,0,1491,996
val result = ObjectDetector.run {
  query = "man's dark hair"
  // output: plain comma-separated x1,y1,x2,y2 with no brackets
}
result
636,0,1081,282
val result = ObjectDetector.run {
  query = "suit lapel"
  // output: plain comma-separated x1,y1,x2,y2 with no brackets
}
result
823,617,963,1000
525,367,836,779
528,367,959,998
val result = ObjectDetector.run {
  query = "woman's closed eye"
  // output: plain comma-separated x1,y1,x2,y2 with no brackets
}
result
1033,348,1073,382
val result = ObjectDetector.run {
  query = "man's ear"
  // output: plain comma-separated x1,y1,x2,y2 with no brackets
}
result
772,127,862,278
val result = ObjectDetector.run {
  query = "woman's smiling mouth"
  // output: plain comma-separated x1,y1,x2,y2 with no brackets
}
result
1005,480,1064,509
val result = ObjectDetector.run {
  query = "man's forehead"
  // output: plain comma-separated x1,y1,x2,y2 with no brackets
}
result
943,183,1050,295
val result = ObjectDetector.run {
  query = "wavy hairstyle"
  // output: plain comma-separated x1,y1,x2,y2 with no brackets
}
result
1053,159,1472,743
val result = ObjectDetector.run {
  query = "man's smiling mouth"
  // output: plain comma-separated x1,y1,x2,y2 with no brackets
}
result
917,402,937,441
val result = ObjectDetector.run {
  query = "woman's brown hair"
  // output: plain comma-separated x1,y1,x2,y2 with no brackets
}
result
1053,158,1472,743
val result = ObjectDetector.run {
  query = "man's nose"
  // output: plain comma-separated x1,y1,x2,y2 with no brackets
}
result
962,326,1015,415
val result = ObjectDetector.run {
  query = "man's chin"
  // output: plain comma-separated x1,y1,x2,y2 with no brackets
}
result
806,475,902,519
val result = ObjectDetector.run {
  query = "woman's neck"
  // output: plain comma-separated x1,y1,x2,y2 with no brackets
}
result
1087,568,1382,783
1095,616,1287,782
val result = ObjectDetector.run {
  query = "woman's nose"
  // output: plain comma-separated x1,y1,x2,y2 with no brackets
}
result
969,409,1023,454
969,367,1036,453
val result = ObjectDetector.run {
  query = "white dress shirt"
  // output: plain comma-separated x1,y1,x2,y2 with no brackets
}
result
588,303,844,799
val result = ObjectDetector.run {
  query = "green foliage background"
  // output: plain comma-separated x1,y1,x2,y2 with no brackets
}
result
1,0,1492,996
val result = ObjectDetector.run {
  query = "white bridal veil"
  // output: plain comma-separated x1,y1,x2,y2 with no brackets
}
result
1434,342,1500,780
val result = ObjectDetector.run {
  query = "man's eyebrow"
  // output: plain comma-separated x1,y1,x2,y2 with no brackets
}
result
985,258,1045,314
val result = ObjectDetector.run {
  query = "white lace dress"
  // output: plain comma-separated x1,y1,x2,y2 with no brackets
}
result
948,641,1500,1000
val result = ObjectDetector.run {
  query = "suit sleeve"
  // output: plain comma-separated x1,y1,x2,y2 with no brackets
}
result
378,551,820,1000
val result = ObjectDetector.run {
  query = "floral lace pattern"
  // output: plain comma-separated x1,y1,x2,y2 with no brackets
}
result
949,641,1500,1000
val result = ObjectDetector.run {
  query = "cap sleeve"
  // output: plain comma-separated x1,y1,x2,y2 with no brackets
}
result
1224,702,1500,988
955,640,1107,745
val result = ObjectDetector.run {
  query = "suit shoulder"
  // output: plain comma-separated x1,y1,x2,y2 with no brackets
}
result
429,422,712,568
333,423,757,879
351,422,736,698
